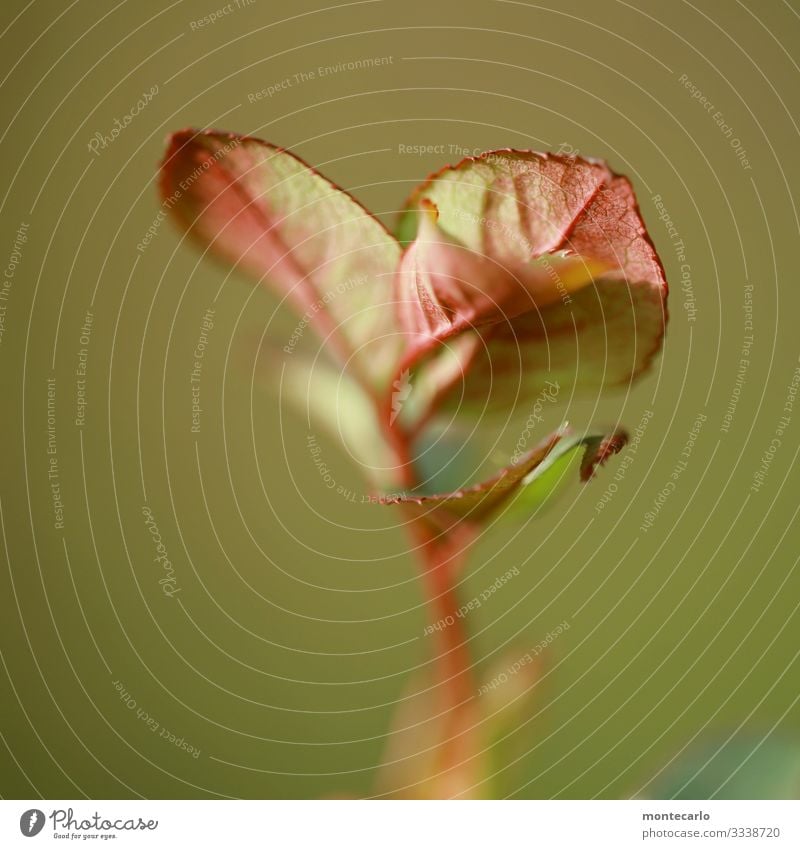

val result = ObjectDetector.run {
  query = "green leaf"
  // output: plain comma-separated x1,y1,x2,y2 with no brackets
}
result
381,426,627,531
506,430,627,517
644,735,800,800
477,645,549,797
263,350,400,494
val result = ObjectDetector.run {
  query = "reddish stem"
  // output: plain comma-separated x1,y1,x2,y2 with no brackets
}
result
415,529,474,708
407,518,478,790
377,406,475,710
377,377,478,792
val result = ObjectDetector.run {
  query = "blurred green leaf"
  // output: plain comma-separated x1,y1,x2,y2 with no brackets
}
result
374,673,489,799
262,351,399,493
645,735,800,800
411,421,499,497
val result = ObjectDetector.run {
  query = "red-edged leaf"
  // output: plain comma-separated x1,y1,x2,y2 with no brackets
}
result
160,129,402,386
394,150,668,419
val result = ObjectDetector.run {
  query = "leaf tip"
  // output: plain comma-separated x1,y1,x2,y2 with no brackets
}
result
579,430,628,482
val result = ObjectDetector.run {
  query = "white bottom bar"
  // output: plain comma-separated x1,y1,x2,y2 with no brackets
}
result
2,800,797,848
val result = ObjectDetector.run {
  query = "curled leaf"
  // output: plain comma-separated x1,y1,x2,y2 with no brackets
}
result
381,426,627,531
396,200,606,348
394,150,668,420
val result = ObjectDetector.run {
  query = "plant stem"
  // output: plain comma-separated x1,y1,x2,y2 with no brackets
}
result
377,390,479,793
379,414,475,710
412,522,478,787
416,529,474,707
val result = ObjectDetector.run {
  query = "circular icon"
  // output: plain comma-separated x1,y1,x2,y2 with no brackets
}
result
19,809,45,837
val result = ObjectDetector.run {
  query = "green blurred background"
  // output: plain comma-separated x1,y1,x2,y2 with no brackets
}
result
1,0,799,799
